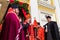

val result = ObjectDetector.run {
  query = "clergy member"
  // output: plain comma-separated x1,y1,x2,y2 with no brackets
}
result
37,22,44,40
0,4,25,40
43,15,60,40
22,14,31,40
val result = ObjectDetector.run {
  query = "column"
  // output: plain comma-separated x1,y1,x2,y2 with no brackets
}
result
30,0,40,23
53,0,60,31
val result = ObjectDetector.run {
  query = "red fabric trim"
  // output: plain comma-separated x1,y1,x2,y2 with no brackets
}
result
10,0,14,3
0,24,2,31
22,8,27,18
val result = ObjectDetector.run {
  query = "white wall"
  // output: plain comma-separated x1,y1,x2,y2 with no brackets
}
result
38,10,56,26
53,0,60,31
30,0,60,28
30,0,40,23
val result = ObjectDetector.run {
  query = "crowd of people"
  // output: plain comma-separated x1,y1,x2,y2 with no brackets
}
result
0,2,60,40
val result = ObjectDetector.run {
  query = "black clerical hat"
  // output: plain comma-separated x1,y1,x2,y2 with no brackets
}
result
46,15,51,18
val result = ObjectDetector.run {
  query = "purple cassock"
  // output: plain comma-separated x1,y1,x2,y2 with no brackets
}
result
0,12,25,40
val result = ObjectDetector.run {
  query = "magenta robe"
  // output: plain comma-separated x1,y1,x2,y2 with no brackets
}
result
0,13,25,40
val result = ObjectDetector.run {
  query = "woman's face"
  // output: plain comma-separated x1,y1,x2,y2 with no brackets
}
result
15,8,19,16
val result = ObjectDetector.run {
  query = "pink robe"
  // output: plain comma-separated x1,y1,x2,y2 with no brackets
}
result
0,11,25,40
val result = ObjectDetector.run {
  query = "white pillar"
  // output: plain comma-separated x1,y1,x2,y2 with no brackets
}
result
54,0,60,30
30,0,39,23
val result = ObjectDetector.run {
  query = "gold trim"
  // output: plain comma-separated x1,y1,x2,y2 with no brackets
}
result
38,5,55,13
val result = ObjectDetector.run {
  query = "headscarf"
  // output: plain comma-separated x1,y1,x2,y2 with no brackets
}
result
6,7,19,21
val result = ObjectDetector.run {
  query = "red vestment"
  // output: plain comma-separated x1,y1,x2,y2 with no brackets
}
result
29,20,38,40
29,20,45,40
37,27,45,40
